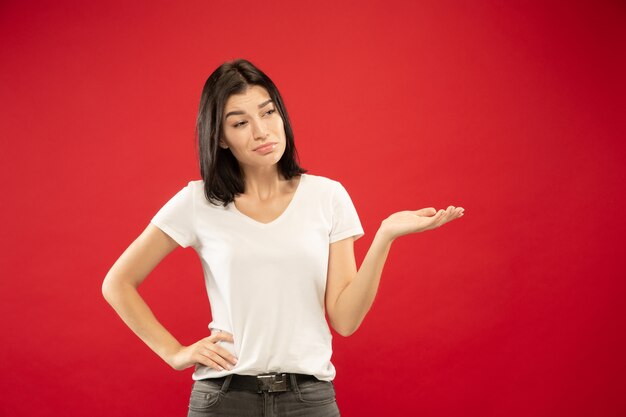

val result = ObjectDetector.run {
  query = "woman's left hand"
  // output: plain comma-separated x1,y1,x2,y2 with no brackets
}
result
379,206,465,241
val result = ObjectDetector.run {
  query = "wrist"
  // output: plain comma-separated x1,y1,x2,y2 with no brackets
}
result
162,342,184,368
375,226,395,245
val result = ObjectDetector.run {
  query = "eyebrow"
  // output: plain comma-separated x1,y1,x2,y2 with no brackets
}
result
224,99,274,120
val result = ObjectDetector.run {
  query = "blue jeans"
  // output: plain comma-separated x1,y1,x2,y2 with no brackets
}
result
186,374,341,417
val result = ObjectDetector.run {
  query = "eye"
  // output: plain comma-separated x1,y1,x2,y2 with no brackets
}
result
232,108,275,128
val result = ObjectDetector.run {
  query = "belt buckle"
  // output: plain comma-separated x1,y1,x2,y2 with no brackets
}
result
257,372,288,393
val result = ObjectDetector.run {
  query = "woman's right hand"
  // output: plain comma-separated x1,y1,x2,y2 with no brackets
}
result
167,331,238,371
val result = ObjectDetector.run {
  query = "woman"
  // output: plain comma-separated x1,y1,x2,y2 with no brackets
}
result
102,58,464,416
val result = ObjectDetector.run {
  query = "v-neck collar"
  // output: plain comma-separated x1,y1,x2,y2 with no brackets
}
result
229,174,306,227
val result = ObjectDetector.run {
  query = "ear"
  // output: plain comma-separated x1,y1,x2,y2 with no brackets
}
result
219,139,229,149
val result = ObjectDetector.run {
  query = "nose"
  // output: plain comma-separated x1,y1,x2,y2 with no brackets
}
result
251,118,269,140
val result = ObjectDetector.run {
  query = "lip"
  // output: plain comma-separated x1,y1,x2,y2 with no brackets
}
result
253,142,277,151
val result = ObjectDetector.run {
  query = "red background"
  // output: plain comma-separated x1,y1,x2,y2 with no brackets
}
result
1,1,625,416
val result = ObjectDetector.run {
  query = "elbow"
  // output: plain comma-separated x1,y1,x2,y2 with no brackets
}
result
101,275,114,302
333,323,358,338
101,273,126,303
102,273,139,304
336,328,357,338
329,312,360,337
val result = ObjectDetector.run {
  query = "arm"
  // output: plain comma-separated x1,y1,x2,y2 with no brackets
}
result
101,224,237,371
325,229,392,337
325,205,465,337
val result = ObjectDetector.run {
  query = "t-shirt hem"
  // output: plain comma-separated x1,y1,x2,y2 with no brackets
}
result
192,367,336,382
329,227,365,243
150,219,192,248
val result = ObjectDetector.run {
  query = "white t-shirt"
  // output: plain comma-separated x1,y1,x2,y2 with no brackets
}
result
150,173,364,381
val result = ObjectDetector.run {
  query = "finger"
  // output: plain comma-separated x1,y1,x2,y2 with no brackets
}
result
433,209,446,227
208,332,234,343
209,328,234,338
443,207,456,223
198,355,225,371
201,348,234,371
210,344,238,365
441,207,455,222
214,332,234,341
415,207,437,217
442,206,463,223
202,336,238,365
193,349,225,371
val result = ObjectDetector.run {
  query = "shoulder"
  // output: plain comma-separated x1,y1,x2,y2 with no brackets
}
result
188,179,204,187
300,174,354,206
185,179,207,195
178,179,203,197
184,179,230,209
301,173,342,191
187,179,212,203
169,180,202,205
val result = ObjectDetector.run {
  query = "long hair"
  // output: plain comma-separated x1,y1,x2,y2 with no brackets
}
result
195,58,307,207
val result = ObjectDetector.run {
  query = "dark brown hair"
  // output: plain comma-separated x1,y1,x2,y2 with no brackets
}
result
195,58,307,207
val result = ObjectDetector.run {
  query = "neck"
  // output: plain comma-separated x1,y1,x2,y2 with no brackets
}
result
240,165,286,201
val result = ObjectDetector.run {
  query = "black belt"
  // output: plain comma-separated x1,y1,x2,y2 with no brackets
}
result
205,372,318,393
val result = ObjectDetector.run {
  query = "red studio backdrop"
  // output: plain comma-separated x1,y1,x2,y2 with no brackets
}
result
1,1,625,416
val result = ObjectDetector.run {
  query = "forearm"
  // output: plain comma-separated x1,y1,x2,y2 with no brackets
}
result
333,228,393,336
102,279,182,366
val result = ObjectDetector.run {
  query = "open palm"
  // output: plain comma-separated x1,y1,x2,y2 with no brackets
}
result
380,206,464,241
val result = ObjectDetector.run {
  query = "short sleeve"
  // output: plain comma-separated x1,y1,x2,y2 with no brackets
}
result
329,181,365,243
150,181,198,248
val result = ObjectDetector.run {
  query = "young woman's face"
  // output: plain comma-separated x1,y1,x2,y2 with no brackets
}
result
220,85,286,171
